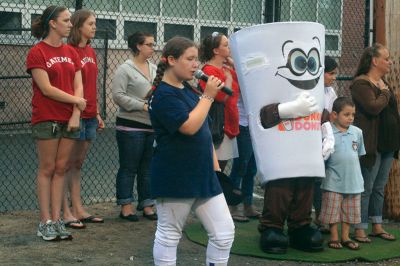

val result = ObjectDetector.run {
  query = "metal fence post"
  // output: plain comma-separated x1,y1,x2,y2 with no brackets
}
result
101,32,109,119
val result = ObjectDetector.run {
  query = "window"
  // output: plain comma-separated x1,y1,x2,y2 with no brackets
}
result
163,0,196,19
0,12,22,35
124,21,157,41
95,19,116,40
164,24,193,42
199,0,230,21
84,0,119,12
280,0,343,54
233,0,263,23
121,0,160,16
326,34,339,51
27,0,74,7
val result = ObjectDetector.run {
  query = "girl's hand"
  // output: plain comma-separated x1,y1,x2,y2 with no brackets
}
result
97,114,105,131
203,75,224,98
224,56,235,68
143,103,149,112
222,67,233,83
67,114,80,132
377,79,389,91
76,97,87,111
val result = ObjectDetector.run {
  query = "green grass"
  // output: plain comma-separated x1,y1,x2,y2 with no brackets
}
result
184,220,400,262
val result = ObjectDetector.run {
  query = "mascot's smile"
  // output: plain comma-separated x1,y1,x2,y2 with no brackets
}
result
275,38,323,90
276,74,320,90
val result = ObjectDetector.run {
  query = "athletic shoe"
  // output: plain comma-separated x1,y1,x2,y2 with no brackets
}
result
37,220,59,241
53,220,73,240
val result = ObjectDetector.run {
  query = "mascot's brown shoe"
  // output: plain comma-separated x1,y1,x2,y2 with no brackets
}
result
260,227,288,254
289,225,324,252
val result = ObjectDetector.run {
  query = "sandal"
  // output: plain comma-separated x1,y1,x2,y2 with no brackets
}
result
341,240,360,250
353,235,371,243
80,215,104,223
65,220,86,229
231,214,250,223
328,240,342,249
368,232,396,241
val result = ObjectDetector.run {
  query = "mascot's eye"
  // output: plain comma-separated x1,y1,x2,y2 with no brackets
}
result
290,50,307,75
307,49,320,75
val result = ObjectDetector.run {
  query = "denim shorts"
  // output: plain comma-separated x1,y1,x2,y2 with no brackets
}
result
79,117,98,141
32,121,80,140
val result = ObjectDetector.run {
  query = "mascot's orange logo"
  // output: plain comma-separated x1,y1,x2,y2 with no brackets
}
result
278,112,321,131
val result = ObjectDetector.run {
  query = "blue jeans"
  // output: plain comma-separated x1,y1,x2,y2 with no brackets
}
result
116,130,155,209
229,125,257,205
355,152,394,229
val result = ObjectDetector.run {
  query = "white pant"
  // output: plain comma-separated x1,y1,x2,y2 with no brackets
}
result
153,193,235,266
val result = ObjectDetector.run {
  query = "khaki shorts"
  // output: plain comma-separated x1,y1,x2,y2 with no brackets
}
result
32,121,80,140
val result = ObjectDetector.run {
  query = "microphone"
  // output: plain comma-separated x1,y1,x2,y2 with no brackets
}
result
194,70,233,96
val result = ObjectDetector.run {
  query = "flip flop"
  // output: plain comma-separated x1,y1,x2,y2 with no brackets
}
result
80,215,104,223
231,214,250,223
244,210,261,219
368,232,396,241
328,240,342,249
353,236,371,243
341,240,360,250
65,220,86,229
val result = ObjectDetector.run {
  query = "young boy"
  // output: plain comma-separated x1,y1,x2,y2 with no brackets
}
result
319,97,366,250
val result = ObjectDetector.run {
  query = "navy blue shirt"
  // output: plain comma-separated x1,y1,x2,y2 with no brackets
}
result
149,81,222,198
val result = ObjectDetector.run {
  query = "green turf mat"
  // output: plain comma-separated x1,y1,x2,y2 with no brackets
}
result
184,220,400,262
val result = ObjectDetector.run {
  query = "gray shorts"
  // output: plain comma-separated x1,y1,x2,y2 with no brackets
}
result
32,121,80,140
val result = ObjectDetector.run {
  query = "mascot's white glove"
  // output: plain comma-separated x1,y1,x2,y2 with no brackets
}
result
321,122,335,160
278,92,319,119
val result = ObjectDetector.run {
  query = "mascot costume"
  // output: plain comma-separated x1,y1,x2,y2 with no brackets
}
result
230,22,327,254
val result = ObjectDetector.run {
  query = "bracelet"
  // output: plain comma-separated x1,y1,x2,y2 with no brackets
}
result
200,94,214,103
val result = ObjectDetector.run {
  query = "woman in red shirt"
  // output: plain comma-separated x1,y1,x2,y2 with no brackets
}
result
27,5,86,241
200,33,246,222
62,9,105,229
199,32,240,170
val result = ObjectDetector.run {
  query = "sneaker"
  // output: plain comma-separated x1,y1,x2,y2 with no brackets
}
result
37,220,59,241
53,220,73,240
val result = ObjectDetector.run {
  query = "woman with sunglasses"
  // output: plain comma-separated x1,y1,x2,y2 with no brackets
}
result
112,32,157,221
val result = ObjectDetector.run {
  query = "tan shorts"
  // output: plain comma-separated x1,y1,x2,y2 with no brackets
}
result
32,121,80,140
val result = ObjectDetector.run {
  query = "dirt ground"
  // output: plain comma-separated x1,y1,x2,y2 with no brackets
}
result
1,196,400,266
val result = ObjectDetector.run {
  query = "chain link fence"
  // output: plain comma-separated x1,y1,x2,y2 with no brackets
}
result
0,0,369,211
